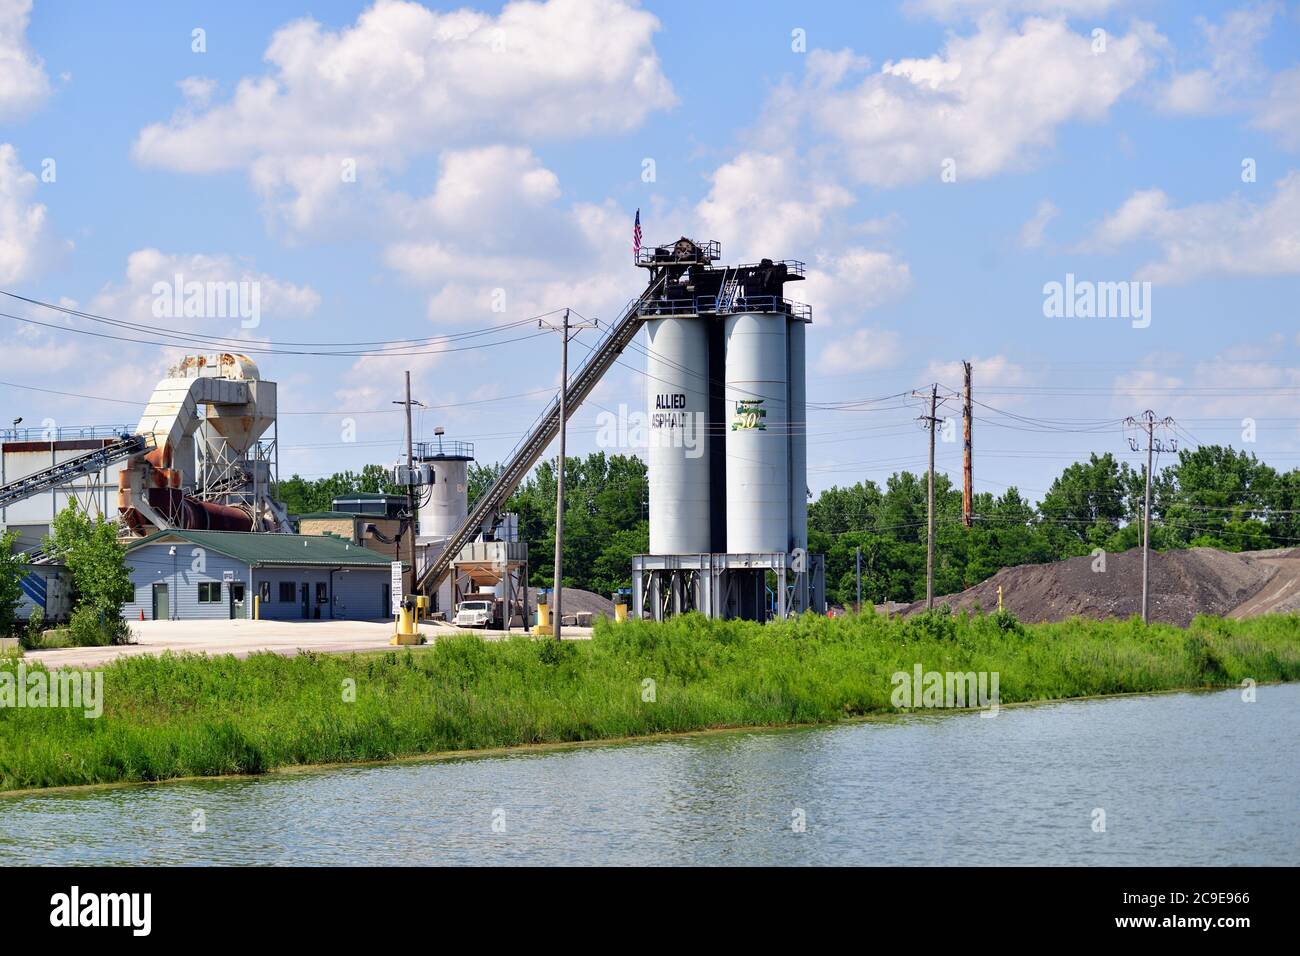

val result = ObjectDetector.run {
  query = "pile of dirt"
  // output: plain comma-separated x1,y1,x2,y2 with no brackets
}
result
904,546,1300,627
546,587,615,623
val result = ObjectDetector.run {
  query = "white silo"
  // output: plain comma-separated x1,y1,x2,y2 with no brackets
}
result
416,435,473,539
724,311,789,554
787,317,808,554
646,316,711,554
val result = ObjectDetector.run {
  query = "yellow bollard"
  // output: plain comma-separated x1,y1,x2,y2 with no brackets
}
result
390,596,426,645
534,602,550,636
614,603,628,623
415,595,428,623
997,585,1004,612
253,594,260,620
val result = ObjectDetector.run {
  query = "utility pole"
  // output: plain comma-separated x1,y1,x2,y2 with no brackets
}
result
393,371,424,597
854,546,862,614
1125,410,1176,625
913,384,945,611
962,361,973,528
926,384,937,610
539,308,596,639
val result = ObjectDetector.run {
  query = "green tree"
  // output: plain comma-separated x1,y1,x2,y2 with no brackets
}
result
45,504,133,643
0,530,25,637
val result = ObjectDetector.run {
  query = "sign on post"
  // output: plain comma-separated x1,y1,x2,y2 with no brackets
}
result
390,561,404,611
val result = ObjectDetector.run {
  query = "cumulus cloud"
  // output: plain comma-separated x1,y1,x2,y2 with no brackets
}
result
1253,66,1300,151
132,0,674,231
90,248,321,330
1156,2,1280,115
801,248,912,327
1084,171,1300,283
0,143,68,283
794,17,1155,186
695,152,853,263
0,0,50,120
1019,199,1059,248
817,326,905,374
906,0,1128,18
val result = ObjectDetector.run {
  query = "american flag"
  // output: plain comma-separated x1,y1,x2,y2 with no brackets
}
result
632,208,642,259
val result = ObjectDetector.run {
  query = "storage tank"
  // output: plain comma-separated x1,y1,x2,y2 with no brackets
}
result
646,316,711,554
787,317,808,553
416,439,473,540
724,311,789,553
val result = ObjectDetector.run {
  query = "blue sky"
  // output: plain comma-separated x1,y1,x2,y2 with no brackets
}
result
1,0,1298,507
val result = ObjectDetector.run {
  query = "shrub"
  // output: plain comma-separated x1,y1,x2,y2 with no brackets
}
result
66,606,131,647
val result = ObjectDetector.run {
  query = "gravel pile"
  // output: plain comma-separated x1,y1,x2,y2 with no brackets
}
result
904,546,1297,626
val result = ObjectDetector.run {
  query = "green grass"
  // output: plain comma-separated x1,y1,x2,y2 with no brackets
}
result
2,610,1299,792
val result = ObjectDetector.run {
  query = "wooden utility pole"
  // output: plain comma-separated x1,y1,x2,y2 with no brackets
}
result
540,308,596,640
1125,411,1176,625
962,361,973,528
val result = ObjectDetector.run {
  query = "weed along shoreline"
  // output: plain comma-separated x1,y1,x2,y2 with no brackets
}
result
2,611,1299,795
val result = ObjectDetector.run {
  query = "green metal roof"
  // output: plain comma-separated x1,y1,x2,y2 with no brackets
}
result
293,511,394,520
126,530,399,569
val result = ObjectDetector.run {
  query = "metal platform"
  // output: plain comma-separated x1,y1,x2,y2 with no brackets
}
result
632,551,825,622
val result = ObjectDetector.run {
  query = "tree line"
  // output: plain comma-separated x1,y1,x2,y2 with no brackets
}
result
275,444,1300,605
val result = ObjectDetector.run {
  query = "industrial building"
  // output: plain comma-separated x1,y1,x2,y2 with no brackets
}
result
2,235,821,629
631,239,825,620
123,530,394,621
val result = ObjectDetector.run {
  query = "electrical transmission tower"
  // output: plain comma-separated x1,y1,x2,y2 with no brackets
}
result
1124,410,1177,625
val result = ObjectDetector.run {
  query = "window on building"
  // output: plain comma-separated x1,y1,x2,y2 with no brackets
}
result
259,581,271,603
198,582,222,603
279,582,295,603
316,582,328,604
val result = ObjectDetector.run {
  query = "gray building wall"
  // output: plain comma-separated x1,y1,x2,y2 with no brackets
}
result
124,543,391,621
125,543,252,621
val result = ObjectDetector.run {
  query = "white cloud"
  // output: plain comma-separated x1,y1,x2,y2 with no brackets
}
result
91,248,321,329
694,151,854,262
906,0,1128,18
0,0,50,120
1253,66,1300,151
801,248,912,327
1084,171,1300,283
925,354,1036,393
0,143,68,283
817,326,904,374
177,76,217,108
132,0,674,231
1156,2,1280,115
798,16,1155,186
1019,199,1059,248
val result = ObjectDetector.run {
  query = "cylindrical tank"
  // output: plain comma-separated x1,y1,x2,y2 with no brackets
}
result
724,312,788,553
646,317,711,554
419,456,469,539
787,317,808,553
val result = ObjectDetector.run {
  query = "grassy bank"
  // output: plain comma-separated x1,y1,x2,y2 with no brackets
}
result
3,611,1299,792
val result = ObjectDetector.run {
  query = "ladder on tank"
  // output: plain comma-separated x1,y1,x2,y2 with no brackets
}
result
717,269,740,314
0,433,147,510
415,273,667,595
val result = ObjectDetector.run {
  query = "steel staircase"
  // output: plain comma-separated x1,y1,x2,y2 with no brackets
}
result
416,274,666,594
717,269,740,314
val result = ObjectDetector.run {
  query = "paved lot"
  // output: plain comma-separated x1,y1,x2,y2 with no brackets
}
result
26,618,592,670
